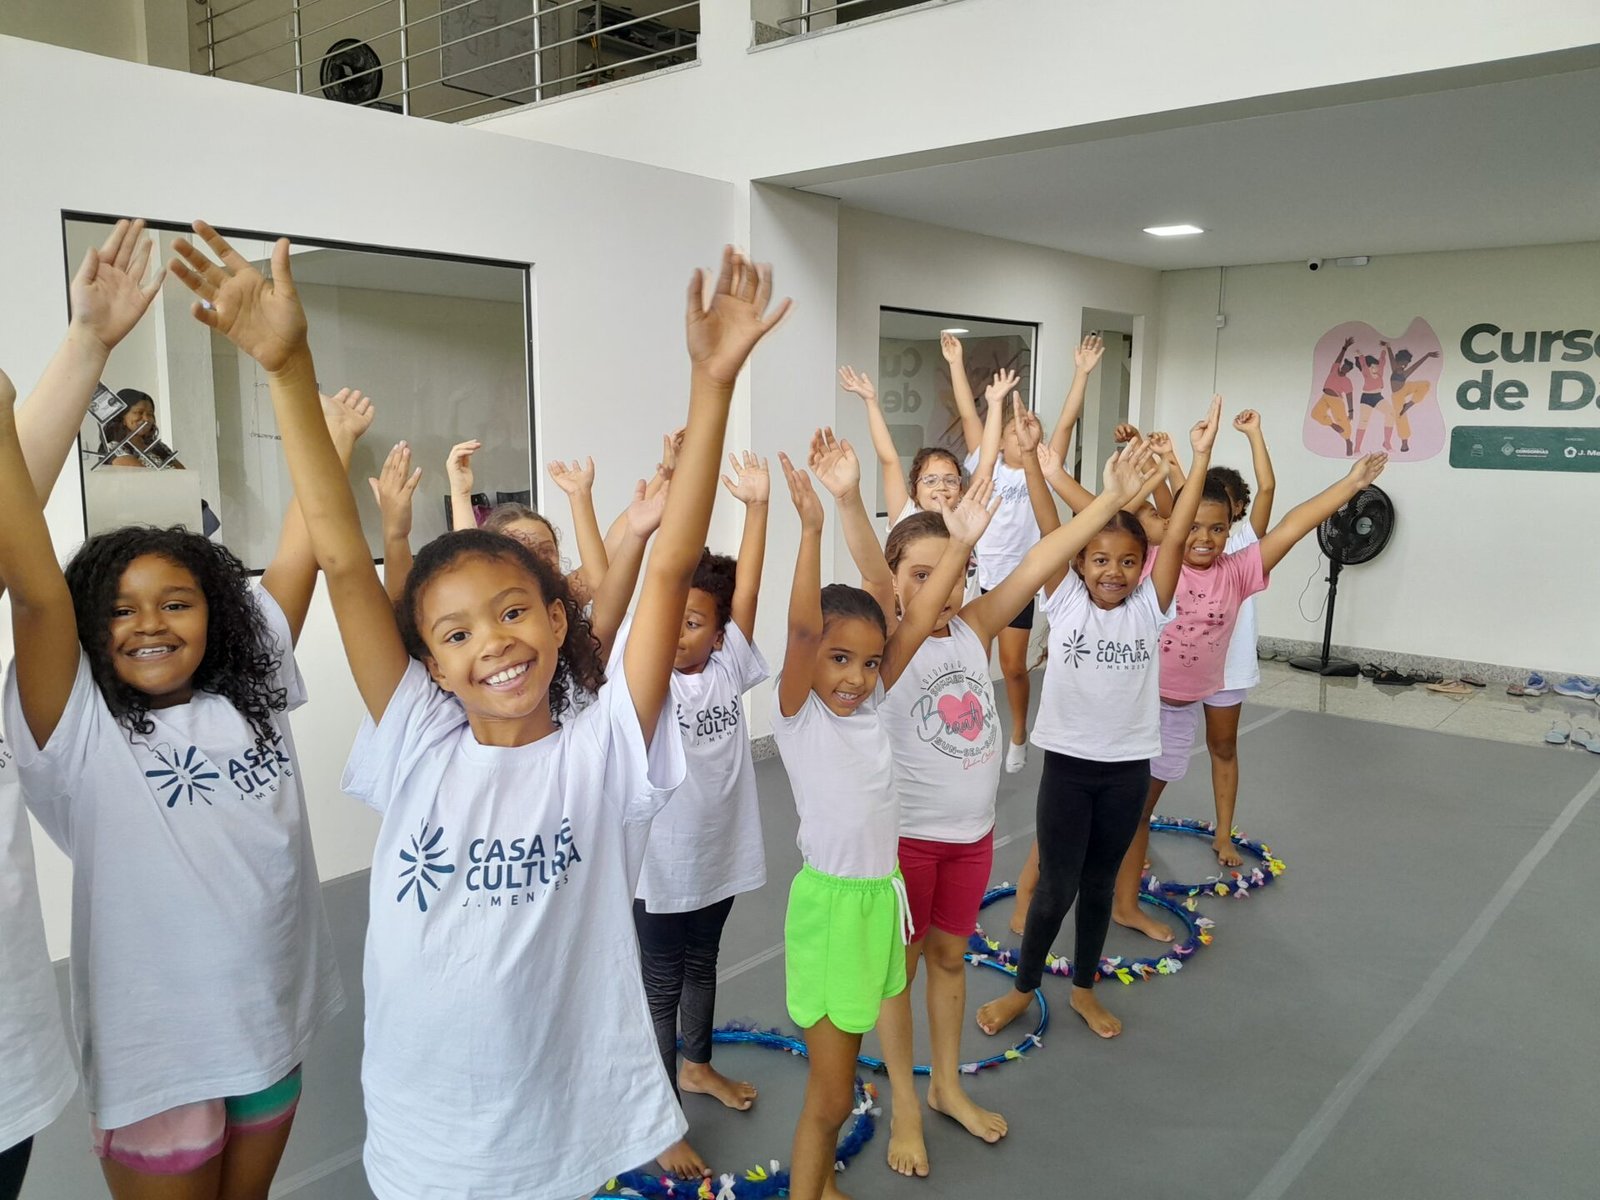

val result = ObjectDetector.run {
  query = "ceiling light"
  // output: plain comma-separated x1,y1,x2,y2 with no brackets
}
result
940,327,970,335
1143,224,1205,237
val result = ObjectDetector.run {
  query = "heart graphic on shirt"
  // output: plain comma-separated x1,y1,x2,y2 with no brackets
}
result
937,692,986,741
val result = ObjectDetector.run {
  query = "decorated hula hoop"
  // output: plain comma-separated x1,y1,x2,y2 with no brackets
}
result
604,1026,875,1199
967,884,1211,985
854,954,1049,1077
1142,815,1286,900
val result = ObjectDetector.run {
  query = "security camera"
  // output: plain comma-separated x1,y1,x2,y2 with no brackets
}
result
1307,258,1323,272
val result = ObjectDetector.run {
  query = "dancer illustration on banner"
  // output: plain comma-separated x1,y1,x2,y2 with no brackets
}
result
1303,317,1443,462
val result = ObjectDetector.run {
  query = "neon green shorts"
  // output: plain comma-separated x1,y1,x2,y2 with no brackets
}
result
784,864,908,1034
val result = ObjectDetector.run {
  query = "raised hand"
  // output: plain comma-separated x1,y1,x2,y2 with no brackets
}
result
1347,452,1388,488
1011,394,1042,453
1148,430,1177,459
685,246,791,385
940,475,1000,545
446,440,480,496
71,219,164,353
1075,333,1106,373
1190,394,1223,454
170,222,306,372
1113,422,1142,444
657,427,686,481
626,476,670,538
940,331,964,365
1035,441,1064,476
1233,409,1262,435
983,368,1020,407
779,451,823,532
808,426,860,500
320,388,375,456
837,365,877,405
1103,439,1164,504
547,457,596,497
368,441,422,540
720,450,770,506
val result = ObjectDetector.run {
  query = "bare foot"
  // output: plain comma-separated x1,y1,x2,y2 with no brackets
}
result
1113,905,1175,944
927,1081,1007,1145
1069,988,1122,1038
1213,835,1243,868
886,1107,929,1177
679,1060,757,1111
1008,894,1032,937
656,1138,710,1180
821,1176,854,1200
975,989,1031,1035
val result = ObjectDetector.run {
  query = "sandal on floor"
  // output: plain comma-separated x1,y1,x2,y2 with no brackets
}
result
1426,680,1474,696
1545,720,1572,745
1373,667,1413,685
1360,663,1380,678
1409,670,1444,685
1461,674,1488,688
1575,728,1600,754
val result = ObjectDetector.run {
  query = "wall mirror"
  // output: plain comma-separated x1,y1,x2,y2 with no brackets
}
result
874,307,1037,517
64,214,534,571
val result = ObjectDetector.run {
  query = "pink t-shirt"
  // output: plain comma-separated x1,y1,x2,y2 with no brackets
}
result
1146,542,1269,702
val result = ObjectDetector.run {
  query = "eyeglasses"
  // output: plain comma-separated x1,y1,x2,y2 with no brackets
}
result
917,474,962,489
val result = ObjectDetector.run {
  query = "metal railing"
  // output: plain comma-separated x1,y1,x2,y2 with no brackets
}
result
773,0,938,36
196,0,699,122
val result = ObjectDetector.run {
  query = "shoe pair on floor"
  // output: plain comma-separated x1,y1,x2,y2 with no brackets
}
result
1547,721,1600,752
1511,673,1600,700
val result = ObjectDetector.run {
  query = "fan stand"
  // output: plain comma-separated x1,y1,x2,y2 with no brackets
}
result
1289,556,1361,677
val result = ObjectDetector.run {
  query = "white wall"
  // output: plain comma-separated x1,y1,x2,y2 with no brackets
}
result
0,34,733,955
1153,243,1600,675
479,0,1600,183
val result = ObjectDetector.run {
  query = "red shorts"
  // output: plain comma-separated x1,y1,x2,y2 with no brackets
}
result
897,829,994,943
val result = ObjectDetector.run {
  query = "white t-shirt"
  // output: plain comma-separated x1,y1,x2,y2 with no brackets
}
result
2,590,344,1129
636,622,770,913
1222,522,1262,691
1030,571,1176,762
0,727,77,1151
887,498,918,535
963,450,1039,589
881,618,1000,844
771,683,898,879
343,659,687,1200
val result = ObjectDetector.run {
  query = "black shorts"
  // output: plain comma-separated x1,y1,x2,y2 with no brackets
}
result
980,587,1035,631
1359,391,1384,408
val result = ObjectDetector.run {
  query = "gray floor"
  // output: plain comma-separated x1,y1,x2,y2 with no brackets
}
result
20,689,1600,1199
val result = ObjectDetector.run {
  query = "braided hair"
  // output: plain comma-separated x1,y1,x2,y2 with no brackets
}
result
63,526,285,755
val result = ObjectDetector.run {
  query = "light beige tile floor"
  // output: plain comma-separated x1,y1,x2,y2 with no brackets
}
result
1251,658,1600,755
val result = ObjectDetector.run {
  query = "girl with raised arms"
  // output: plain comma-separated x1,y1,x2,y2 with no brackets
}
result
2,217,353,1199
771,446,996,1200
168,225,787,1200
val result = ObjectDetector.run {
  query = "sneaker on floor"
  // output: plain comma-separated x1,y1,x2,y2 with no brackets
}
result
1005,741,1027,774
1507,673,1549,697
1553,676,1600,700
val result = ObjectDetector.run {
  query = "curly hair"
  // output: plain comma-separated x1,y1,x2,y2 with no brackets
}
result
690,548,737,632
820,583,888,640
482,503,558,545
397,529,604,718
906,447,963,500
1199,476,1235,514
63,526,286,756
1206,466,1250,518
884,510,949,572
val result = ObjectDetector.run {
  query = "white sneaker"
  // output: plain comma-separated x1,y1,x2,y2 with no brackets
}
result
1005,741,1027,774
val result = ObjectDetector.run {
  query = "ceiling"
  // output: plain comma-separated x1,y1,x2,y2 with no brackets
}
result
800,64,1600,271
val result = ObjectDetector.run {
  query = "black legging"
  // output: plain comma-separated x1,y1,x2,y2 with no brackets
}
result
1014,751,1150,993
633,895,736,1095
0,1136,33,1200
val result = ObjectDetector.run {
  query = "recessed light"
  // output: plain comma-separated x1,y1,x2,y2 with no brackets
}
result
940,327,970,335
1143,224,1205,237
